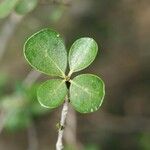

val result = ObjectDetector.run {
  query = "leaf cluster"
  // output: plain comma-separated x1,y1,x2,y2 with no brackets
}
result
24,28,105,113
0,84,49,131
0,0,38,18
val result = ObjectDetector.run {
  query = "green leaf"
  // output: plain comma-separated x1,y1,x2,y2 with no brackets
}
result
70,74,105,113
4,110,31,132
15,0,38,15
37,79,67,108
69,38,98,74
0,0,19,19
24,28,67,78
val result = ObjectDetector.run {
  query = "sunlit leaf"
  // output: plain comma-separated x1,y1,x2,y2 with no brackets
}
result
69,37,98,74
24,28,67,78
37,79,67,108
70,74,105,113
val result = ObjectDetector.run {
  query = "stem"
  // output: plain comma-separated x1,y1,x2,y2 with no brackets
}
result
56,96,69,150
68,70,73,78
0,13,23,61
27,122,38,150
23,70,41,87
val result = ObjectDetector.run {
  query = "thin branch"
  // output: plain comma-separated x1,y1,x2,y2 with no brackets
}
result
56,97,69,150
0,13,23,134
0,13,23,61
27,122,39,150
23,70,41,87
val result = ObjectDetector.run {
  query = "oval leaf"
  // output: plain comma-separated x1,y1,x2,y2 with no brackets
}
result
24,28,67,78
69,38,98,74
0,0,19,19
70,74,105,113
15,0,38,15
37,79,67,108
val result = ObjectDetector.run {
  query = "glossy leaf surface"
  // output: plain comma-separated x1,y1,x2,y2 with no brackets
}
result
70,74,105,113
69,38,98,73
24,28,67,78
37,79,67,108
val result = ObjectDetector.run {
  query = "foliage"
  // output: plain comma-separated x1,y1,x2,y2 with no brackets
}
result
24,28,105,113
139,133,150,150
69,37,98,73
0,0,18,18
0,84,49,131
0,0,38,18
15,0,38,15
70,74,104,113
24,29,67,78
37,79,67,108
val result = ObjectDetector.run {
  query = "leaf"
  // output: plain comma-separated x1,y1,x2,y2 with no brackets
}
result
0,0,19,19
70,74,105,113
37,79,67,108
15,0,38,15
4,110,31,131
24,28,67,78
69,37,98,74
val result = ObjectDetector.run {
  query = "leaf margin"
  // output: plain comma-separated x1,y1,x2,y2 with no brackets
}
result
68,37,98,75
37,79,67,109
69,73,105,113
23,28,67,78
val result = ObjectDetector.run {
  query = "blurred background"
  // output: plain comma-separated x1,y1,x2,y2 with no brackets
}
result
0,0,150,150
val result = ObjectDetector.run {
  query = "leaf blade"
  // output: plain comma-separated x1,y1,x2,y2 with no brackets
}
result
70,74,105,113
24,28,67,78
69,37,98,74
37,79,67,109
